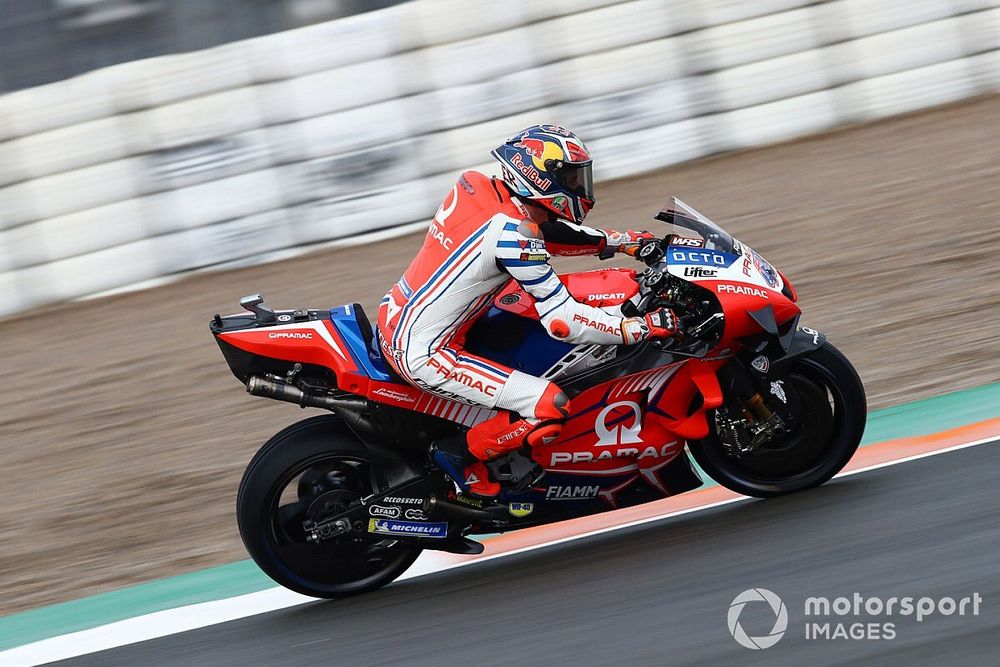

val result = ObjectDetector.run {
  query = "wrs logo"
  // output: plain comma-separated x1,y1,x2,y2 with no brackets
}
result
728,588,788,650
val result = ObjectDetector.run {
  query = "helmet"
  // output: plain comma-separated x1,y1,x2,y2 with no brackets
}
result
491,124,595,223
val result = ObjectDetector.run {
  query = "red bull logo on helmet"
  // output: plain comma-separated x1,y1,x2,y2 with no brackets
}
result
513,137,546,158
510,152,552,190
513,133,565,171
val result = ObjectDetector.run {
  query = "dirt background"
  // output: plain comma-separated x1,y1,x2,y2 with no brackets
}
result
1,96,998,615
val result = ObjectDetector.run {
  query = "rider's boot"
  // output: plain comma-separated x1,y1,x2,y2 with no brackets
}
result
432,412,557,497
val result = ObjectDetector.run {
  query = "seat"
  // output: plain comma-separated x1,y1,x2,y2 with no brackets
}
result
348,303,408,385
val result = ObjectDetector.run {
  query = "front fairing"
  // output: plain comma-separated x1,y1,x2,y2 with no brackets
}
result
656,198,783,293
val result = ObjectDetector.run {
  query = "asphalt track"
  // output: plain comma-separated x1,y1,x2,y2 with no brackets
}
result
57,441,999,667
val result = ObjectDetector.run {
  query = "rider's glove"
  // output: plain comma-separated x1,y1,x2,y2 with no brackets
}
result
644,307,680,339
602,230,657,258
621,307,679,345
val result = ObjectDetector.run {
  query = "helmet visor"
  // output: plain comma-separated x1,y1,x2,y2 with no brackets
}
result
547,160,594,202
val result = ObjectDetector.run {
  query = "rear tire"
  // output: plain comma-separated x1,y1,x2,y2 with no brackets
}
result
237,415,422,598
689,342,866,498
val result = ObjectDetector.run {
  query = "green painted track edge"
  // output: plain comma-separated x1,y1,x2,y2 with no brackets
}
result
3,381,999,651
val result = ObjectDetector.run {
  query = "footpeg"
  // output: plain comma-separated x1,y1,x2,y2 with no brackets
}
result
486,450,544,494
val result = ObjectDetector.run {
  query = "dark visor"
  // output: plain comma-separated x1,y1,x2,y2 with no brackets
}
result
546,160,594,201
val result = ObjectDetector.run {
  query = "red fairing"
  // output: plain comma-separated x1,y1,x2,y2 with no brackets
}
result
494,268,640,318
778,270,798,302
219,320,368,393
705,280,800,343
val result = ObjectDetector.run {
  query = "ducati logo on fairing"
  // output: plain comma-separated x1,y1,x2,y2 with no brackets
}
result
586,293,626,302
751,355,770,373
595,401,643,446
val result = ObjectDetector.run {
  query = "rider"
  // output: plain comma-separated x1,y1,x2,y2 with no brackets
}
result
376,124,678,497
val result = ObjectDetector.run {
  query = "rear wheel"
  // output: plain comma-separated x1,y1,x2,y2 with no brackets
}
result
237,415,421,598
689,342,866,498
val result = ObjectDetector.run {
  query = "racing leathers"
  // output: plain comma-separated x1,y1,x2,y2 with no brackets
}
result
376,171,670,495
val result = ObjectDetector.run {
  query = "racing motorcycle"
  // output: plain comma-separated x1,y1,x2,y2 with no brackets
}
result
210,197,866,598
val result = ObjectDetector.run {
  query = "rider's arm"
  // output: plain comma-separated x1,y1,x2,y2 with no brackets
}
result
495,218,649,345
539,219,654,258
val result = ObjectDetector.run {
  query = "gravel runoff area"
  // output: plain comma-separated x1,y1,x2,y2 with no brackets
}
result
1,96,997,614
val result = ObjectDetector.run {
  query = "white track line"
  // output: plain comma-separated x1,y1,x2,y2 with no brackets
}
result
3,434,997,666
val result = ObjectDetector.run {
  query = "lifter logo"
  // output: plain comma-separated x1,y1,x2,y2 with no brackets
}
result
595,401,643,446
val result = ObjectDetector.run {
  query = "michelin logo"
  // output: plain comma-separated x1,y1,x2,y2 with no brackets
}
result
368,518,448,539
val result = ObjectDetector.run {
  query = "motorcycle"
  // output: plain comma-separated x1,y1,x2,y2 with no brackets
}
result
210,197,866,598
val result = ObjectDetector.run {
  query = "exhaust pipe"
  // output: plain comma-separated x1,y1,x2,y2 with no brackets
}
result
424,495,509,523
247,376,343,410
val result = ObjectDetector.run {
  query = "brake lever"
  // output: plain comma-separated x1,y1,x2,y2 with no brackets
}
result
686,313,724,339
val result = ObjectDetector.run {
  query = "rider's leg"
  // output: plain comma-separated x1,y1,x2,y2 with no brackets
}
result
395,345,569,496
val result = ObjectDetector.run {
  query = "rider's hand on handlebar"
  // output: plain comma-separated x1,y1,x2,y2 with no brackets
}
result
616,230,657,257
644,307,680,340
621,307,680,345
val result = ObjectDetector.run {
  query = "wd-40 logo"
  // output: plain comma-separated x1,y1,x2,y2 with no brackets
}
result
508,502,534,517
595,401,643,446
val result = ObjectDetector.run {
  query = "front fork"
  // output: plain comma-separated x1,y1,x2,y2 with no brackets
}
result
716,360,793,450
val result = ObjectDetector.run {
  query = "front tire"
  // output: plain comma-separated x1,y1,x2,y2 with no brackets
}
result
689,342,866,498
237,415,422,598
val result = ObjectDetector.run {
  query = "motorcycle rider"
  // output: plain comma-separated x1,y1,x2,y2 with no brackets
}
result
377,124,678,497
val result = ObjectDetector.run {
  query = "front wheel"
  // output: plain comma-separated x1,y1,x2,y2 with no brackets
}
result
688,342,866,498
237,415,422,598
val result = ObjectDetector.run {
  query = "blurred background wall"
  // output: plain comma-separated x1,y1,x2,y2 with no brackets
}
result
0,0,998,319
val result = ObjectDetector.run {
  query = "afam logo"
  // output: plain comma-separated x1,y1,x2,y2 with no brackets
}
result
595,401,643,446
368,504,399,518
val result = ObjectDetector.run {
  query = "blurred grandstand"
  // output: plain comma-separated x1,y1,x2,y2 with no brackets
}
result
0,0,404,92
0,0,997,320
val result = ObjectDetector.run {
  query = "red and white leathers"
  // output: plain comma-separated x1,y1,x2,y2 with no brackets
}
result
377,171,656,494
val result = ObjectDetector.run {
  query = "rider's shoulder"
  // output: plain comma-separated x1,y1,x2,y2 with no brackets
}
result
454,171,522,215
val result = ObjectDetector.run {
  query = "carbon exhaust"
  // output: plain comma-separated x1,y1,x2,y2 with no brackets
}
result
246,376,343,410
424,494,509,523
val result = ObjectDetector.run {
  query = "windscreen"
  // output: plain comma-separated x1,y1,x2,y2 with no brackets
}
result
655,197,737,254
